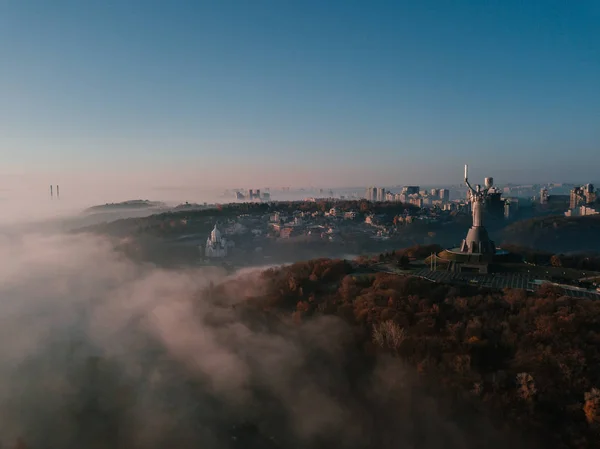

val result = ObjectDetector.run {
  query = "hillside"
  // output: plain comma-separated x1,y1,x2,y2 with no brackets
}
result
211,258,600,449
502,215,600,253
84,200,166,214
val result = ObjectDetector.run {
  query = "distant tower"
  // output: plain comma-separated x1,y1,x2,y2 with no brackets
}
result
56,185,60,199
460,164,496,257
50,185,53,198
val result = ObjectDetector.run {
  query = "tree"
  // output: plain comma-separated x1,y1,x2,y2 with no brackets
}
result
584,388,600,426
397,255,410,269
372,320,405,352
550,254,563,267
516,372,537,402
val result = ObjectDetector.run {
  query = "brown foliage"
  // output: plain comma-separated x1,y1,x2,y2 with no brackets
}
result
246,257,600,448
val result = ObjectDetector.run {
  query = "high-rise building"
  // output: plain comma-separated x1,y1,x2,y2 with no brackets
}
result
540,188,549,204
409,197,423,207
570,184,596,209
439,189,450,202
402,186,419,195
376,187,386,202
485,190,505,220
430,188,440,197
365,187,376,201
504,198,519,219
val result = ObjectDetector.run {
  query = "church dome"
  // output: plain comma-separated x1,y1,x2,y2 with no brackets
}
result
210,224,221,242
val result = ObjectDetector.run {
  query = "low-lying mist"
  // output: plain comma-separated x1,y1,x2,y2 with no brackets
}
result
0,232,527,449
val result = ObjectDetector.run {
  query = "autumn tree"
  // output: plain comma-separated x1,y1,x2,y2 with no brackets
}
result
550,254,563,267
584,388,600,426
516,372,537,402
373,320,405,352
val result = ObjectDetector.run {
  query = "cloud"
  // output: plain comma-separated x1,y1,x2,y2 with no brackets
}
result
0,232,528,449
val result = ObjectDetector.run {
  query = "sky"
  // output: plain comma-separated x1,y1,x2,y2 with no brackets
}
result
1,0,599,194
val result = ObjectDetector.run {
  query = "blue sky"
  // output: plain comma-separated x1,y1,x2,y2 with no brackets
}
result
1,0,599,187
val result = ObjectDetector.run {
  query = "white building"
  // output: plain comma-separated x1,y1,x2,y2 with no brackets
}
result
439,189,450,202
365,187,376,201
565,205,600,217
204,224,228,258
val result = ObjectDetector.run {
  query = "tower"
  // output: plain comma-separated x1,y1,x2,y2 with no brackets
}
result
459,165,496,257
56,185,60,199
50,185,53,198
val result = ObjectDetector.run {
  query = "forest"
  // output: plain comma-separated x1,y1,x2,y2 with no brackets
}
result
207,255,600,449
501,215,600,253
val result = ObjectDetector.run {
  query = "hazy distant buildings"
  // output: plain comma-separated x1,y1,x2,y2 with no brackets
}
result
504,198,519,219
402,186,419,195
439,189,450,202
569,184,596,209
365,187,376,201
565,205,600,217
364,184,450,206
540,188,549,204
409,197,423,207
237,189,265,201
365,187,387,202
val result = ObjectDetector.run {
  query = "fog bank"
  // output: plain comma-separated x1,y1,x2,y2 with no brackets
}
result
0,231,527,449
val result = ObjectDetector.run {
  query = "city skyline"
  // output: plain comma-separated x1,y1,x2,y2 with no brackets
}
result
1,1,599,188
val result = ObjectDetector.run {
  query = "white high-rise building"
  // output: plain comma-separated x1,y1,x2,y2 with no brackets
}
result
365,187,376,201
439,189,450,202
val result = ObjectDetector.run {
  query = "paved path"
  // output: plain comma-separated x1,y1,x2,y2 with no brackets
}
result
373,264,600,299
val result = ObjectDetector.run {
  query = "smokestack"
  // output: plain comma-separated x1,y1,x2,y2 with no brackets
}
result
56,185,60,199
50,185,53,198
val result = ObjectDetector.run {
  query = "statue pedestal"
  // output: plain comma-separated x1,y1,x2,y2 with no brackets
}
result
459,226,496,258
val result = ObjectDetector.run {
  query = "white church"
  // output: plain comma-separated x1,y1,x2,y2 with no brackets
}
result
204,223,229,258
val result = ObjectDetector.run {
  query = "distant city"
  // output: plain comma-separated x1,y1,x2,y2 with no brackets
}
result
219,181,598,220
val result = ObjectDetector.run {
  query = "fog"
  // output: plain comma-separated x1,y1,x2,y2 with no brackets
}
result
0,177,358,229
0,226,534,449
0,181,211,226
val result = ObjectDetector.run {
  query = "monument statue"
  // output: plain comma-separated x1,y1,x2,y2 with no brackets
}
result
460,165,496,255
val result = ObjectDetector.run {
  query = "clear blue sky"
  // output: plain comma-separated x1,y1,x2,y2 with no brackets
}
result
1,0,599,187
